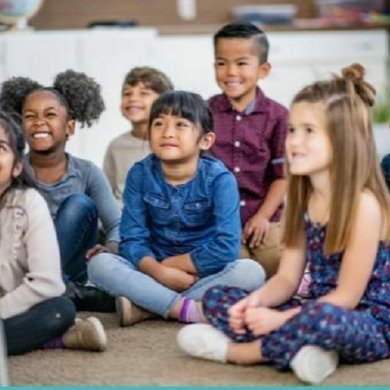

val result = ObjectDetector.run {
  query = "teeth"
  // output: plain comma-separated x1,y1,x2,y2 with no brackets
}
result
33,133,50,139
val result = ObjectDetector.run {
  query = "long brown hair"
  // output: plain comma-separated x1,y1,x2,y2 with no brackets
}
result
283,63,390,254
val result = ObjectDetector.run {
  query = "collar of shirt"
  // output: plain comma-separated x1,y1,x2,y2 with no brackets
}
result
210,87,269,115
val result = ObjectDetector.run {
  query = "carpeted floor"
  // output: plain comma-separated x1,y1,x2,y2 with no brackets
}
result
8,312,390,386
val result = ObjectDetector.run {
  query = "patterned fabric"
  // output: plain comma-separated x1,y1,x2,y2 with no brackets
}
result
208,88,288,224
203,215,390,369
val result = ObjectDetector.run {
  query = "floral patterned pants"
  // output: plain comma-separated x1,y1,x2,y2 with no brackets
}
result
203,285,390,369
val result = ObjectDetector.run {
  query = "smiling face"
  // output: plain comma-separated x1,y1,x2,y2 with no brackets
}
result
121,82,160,126
22,90,75,154
149,112,214,165
286,101,333,179
214,37,270,111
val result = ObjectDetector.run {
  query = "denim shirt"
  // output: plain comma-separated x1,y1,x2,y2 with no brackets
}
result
119,154,241,278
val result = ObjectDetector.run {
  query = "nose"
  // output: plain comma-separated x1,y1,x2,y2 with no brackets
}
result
226,63,238,76
162,122,175,138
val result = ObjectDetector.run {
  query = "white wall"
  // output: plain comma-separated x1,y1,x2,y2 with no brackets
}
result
0,28,388,166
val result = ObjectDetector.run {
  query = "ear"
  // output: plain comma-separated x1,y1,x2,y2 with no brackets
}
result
65,119,76,140
258,62,271,80
12,162,23,179
199,132,216,152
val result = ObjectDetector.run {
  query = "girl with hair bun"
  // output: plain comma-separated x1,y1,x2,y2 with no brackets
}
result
0,70,120,312
177,63,390,385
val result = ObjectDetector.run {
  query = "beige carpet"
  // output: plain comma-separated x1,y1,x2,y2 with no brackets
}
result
8,312,390,386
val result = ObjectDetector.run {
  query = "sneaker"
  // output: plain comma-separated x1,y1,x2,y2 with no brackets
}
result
116,296,156,327
177,324,229,363
62,317,107,352
290,345,339,384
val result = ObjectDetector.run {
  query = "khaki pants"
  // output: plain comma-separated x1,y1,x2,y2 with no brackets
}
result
240,222,282,279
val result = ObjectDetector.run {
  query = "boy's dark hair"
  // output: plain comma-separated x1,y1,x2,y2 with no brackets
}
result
0,111,34,189
149,90,213,136
0,70,105,128
213,22,269,63
123,66,174,94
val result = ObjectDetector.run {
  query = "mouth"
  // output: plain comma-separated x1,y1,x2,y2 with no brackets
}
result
224,81,241,88
160,143,177,148
31,131,51,139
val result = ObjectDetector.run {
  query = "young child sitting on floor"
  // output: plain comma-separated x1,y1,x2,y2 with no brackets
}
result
87,90,265,327
0,112,106,355
178,63,390,385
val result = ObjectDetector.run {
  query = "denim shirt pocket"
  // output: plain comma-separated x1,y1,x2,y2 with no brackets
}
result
183,199,212,226
144,194,172,225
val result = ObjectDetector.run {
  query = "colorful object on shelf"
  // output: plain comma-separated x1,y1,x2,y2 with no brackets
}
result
0,0,43,30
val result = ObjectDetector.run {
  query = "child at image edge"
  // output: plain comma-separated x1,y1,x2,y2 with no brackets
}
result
103,67,173,207
0,70,121,312
178,63,390,385
0,112,106,355
87,91,265,327
209,23,288,278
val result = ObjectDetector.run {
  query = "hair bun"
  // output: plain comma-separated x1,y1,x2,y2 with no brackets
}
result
342,63,376,107
342,63,365,82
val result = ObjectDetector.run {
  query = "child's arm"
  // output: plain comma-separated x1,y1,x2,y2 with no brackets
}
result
0,190,65,319
138,256,197,292
319,191,382,309
161,253,197,274
243,178,287,248
229,233,306,333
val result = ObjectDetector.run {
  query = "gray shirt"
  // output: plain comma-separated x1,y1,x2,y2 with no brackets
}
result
24,153,120,242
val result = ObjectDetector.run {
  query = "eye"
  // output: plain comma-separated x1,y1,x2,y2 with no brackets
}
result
152,119,163,127
305,126,315,134
46,112,57,118
215,60,225,67
0,142,9,152
23,113,34,120
176,120,191,129
287,126,295,134
238,61,249,66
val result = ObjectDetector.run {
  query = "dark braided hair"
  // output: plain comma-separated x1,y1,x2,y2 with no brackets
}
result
0,70,105,128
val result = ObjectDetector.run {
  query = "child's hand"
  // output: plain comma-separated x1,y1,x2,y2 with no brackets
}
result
85,244,108,261
244,307,286,336
157,266,197,292
228,297,250,334
243,213,270,248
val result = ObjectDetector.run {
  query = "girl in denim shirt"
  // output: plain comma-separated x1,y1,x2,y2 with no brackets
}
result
87,91,265,326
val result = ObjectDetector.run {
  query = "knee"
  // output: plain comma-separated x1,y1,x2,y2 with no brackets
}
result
202,285,247,315
87,253,114,284
58,194,98,223
235,259,266,291
43,297,76,334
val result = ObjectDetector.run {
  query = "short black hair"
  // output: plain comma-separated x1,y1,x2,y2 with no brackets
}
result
149,90,213,136
213,22,269,63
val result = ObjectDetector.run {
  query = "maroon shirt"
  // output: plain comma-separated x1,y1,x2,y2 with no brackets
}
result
209,88,288,225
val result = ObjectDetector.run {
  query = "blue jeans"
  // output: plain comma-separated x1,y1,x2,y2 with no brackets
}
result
55,194,98,283
87,253,265,318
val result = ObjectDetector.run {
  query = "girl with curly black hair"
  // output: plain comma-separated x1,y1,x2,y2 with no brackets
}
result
0,70,120,312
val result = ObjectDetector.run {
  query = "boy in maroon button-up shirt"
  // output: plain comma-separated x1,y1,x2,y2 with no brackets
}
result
209,23,288,278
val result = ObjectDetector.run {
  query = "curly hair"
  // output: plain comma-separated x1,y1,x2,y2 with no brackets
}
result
0,70,105,128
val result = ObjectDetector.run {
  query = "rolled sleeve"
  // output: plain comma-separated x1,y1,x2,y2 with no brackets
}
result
270,109,288,180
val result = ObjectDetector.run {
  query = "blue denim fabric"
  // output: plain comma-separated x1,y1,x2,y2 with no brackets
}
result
87,253,265,317
55,194,98,283
381,154,390,192
119,154,241,278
